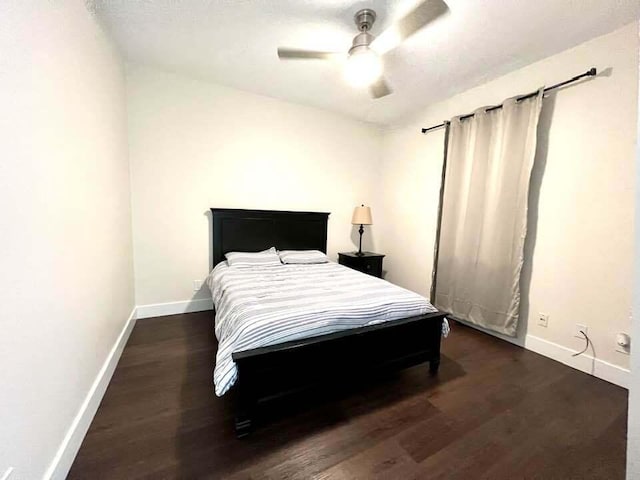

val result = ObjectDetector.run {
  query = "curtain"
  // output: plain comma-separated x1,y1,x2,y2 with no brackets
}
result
433,89,543,336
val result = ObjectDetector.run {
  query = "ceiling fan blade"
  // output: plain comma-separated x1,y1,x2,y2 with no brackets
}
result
277,48,342,60
370,77,393,99
370,0,449,55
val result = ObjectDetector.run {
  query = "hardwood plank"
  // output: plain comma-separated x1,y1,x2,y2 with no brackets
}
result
68,314,628,480
315,439,418,480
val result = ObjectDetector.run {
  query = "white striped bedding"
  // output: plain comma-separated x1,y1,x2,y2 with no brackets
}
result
206,261,440,396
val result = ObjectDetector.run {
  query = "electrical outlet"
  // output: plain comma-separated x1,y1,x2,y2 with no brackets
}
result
193,280,203,292
1,467,14,480
574,324,588,339
615,332,631,355
537,313,549,327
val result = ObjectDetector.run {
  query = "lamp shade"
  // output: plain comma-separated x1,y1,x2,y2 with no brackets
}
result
351,205,372,225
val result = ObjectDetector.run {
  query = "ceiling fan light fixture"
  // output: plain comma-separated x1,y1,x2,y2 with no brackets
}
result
343,48,383,87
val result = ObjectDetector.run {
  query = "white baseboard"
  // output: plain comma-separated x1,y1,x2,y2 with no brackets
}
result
136,298,213,319
524,334,629,389
452,319,629,388
44,307,137,480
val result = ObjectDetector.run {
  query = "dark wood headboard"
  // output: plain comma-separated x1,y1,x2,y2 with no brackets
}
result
211,208,330,266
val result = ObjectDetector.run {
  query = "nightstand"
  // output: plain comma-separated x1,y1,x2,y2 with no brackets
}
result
338,252,385,278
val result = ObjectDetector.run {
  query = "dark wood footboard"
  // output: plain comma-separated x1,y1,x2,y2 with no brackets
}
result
231,311,447,437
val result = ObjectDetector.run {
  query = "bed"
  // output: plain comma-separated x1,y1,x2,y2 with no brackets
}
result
208,208,448,437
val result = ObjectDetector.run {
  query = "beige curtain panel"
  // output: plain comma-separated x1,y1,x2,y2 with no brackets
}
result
434,89,544,336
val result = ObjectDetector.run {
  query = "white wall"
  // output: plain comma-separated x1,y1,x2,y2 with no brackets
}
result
127,64,383,308
378,23,638,373
0,1,134,478
628,20,640,480
0,5,632,475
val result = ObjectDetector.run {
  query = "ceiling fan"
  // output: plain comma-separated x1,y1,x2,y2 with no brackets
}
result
277,0,449,99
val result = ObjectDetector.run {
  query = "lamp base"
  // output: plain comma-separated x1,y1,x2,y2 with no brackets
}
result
356,224,364,256
355,251,365,257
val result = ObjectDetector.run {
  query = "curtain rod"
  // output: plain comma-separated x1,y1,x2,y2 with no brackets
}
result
420,67,597,134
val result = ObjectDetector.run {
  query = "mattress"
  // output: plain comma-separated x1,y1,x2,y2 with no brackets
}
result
206,261,440,396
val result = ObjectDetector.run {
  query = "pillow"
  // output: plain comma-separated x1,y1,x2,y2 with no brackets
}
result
278,250,329,265
225,247,282,267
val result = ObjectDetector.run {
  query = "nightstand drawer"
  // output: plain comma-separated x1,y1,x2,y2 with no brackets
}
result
338,252,384,278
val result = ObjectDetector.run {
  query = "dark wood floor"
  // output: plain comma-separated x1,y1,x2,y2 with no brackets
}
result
69,312,628,479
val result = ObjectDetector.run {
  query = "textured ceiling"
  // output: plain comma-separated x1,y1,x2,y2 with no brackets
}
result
94,0,639,125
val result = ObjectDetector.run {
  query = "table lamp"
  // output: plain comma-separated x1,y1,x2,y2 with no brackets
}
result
351,205,372,256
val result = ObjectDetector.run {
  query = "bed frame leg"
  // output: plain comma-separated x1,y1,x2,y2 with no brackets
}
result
235,414,253,438
429,357,440,375
235,371,256,438
235,397,255,438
